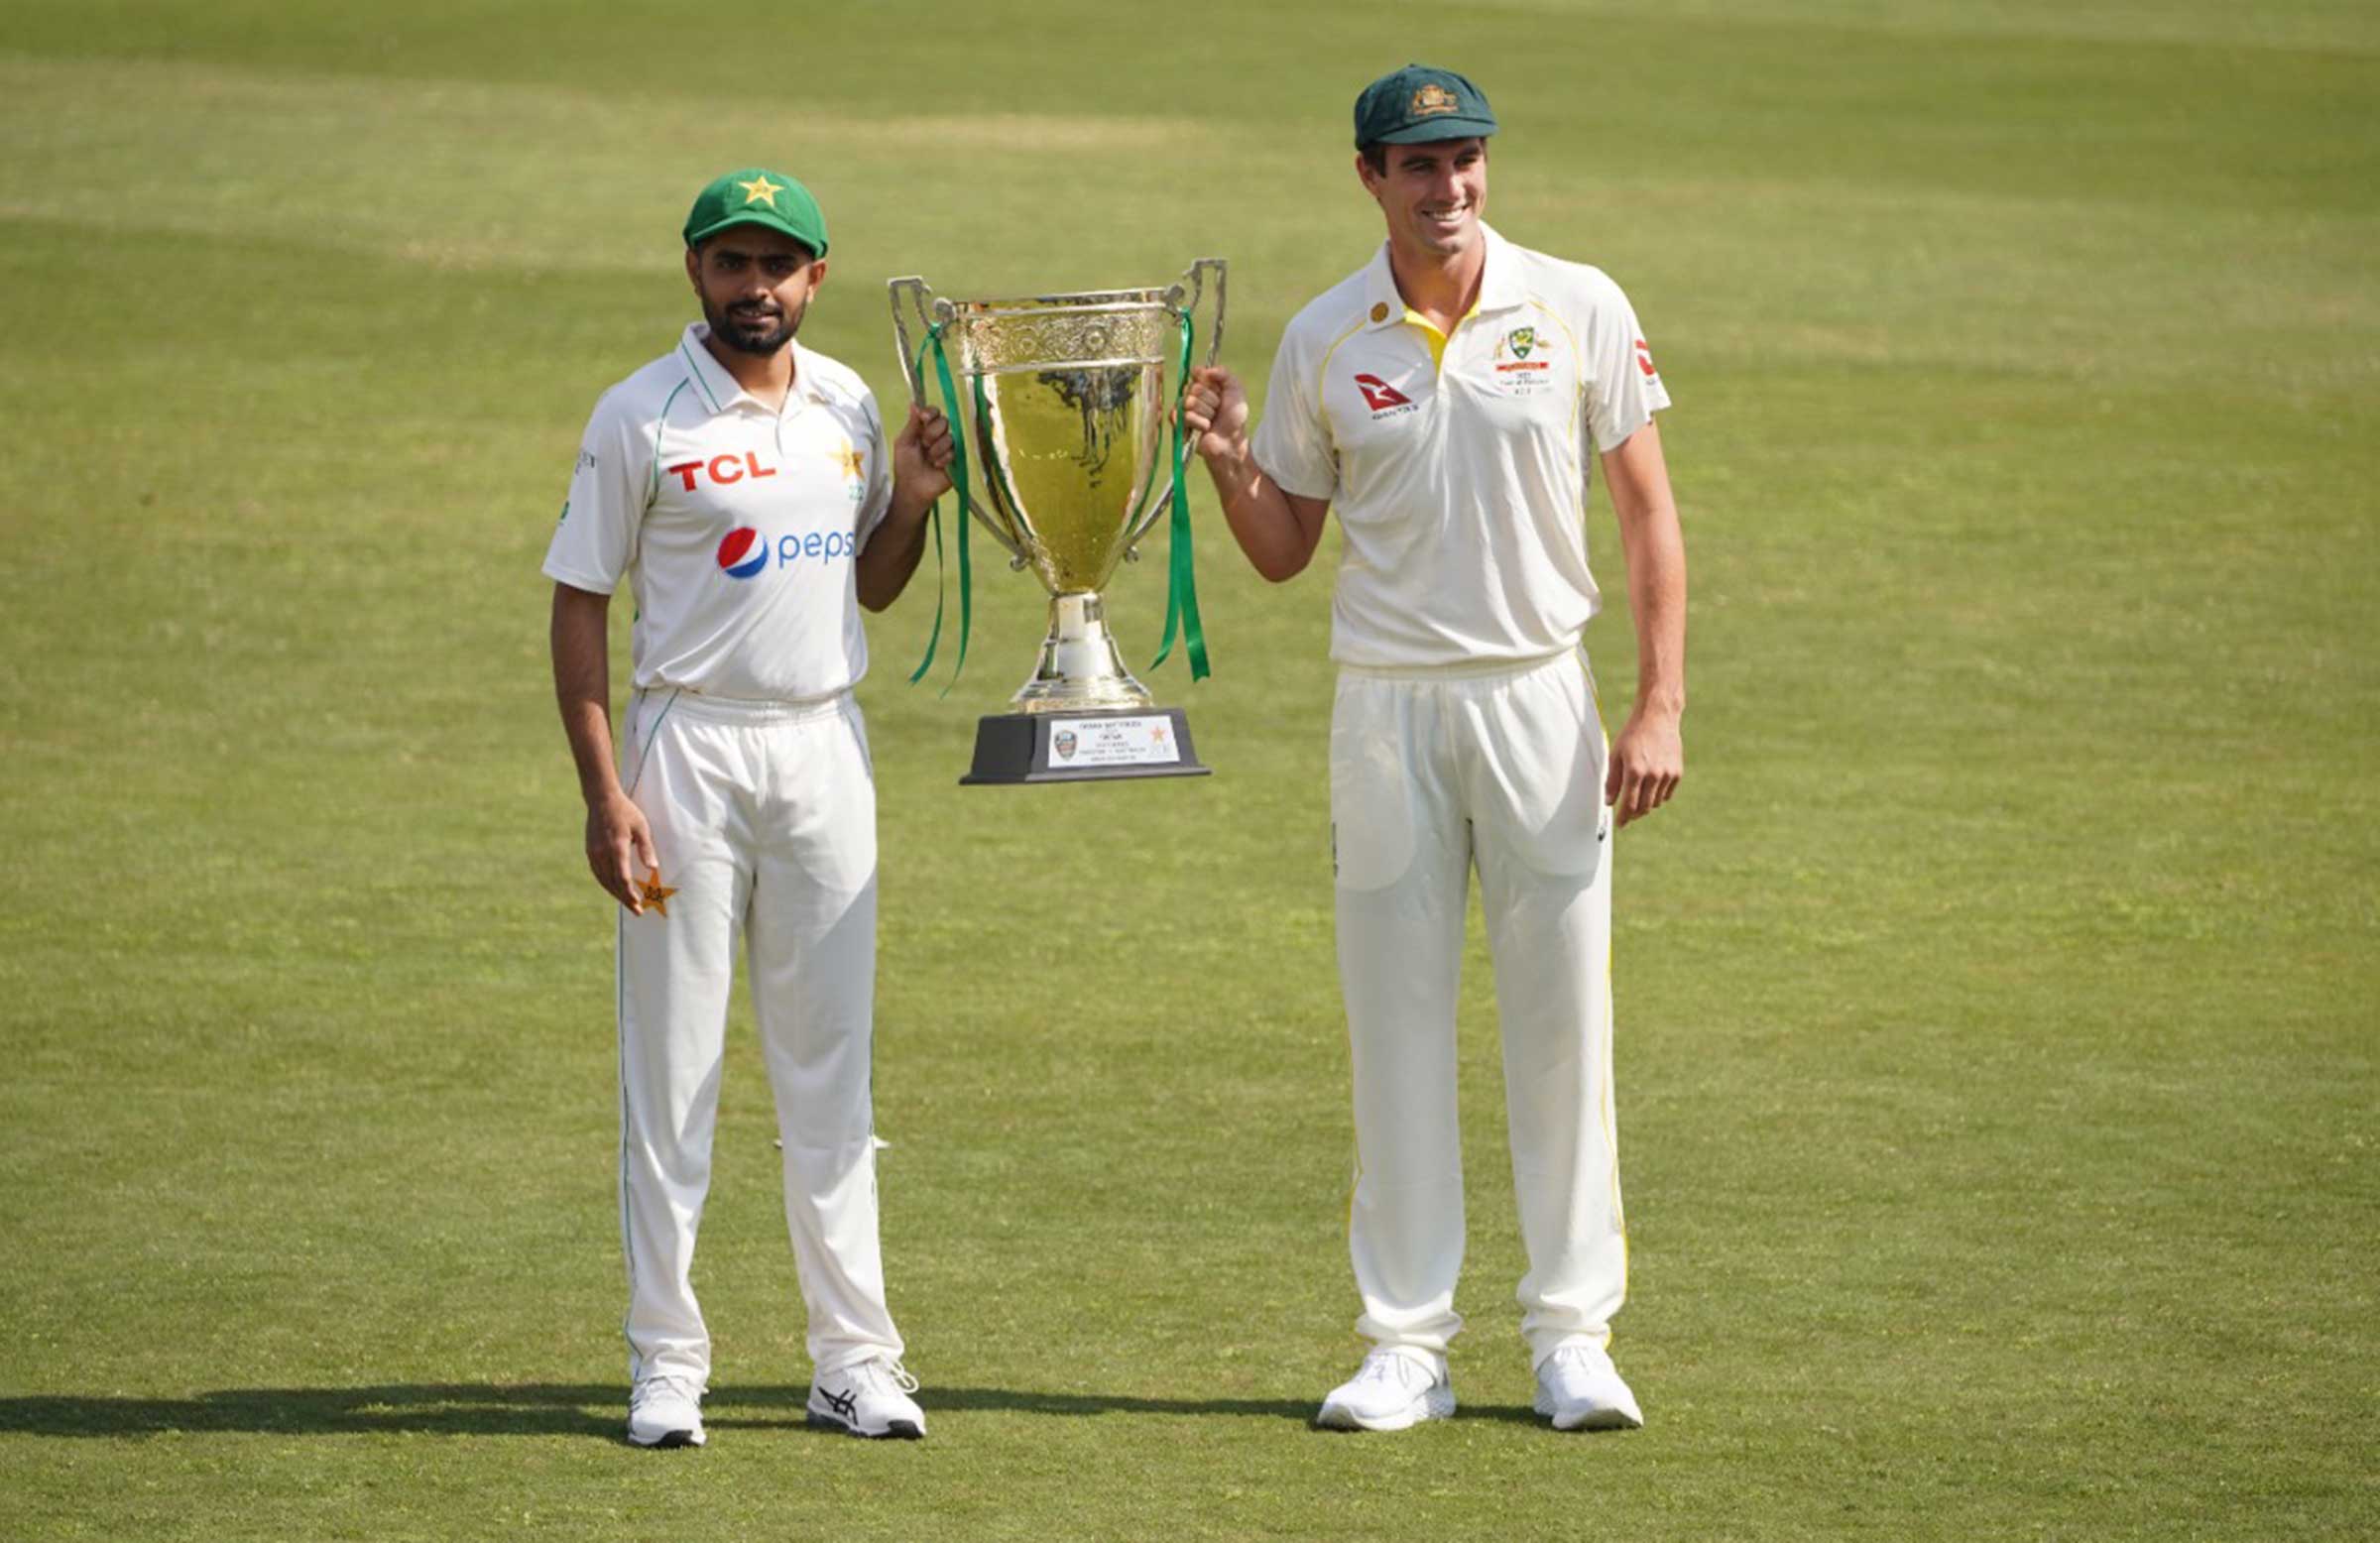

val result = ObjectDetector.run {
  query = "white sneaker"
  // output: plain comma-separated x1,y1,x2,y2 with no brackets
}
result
807,1358,926,1440
1532,1345,1644,1431
626,1372,707,1448
1316,1348,1456,1431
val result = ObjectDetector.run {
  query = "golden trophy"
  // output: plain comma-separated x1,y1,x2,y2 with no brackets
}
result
890,261,1223,784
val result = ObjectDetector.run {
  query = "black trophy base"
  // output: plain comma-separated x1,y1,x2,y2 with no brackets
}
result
960,707,1212,785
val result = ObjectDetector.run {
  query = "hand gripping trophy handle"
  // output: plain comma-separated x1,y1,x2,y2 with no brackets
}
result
1122,257,1227,559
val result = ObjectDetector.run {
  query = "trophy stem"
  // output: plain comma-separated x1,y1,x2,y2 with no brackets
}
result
1013,591,1152,712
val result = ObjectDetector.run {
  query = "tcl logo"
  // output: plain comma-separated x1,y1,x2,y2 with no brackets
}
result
1354,373,1414,414
666,452,779,492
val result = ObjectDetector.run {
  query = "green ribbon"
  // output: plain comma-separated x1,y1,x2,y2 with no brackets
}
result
1149,309,1211,681
905,327,973,692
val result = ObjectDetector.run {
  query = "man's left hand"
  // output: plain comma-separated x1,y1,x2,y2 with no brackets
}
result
1606,709,1683,827
892,402,954,508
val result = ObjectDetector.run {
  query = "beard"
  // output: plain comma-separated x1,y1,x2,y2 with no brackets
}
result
704,294,803,355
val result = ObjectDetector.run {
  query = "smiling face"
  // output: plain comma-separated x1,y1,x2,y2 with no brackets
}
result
1358,137,1489,263
684,226,826,357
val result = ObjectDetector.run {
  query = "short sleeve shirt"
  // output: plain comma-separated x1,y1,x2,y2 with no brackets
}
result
543,325,894,702
1250,225,1670,668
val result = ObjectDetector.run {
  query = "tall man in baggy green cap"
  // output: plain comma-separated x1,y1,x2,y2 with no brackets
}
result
1186,66,1686,1433
545,168,954,1448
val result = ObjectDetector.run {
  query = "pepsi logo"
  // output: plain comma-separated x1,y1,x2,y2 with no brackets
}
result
716,527,769,579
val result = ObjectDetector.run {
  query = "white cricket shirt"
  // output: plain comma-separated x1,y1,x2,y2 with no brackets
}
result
1250,224,1670,668
544,324,894,702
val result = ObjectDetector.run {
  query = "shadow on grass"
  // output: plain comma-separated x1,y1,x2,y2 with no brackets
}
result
0,1383,1342,1439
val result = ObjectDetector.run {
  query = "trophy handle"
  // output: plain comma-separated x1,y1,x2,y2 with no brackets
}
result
887,276,939,404
1178,256,1227,368
1125,257,1229,557
890,276,1029,566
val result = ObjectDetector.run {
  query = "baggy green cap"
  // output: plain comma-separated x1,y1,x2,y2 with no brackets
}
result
682,168,829,256
1353,64,1498,147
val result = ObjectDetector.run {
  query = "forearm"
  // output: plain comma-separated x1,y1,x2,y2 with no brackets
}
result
549,584,625,803
1618,505,1686,719
856,492,932,612
1599,422,1687,721
1200,439,1326,582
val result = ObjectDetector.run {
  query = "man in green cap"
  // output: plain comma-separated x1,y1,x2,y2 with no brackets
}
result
1184,66,1685,1433
544,168,953,1448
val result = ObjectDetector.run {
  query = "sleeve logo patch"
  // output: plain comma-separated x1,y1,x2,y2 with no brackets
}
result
1634,339,1658,378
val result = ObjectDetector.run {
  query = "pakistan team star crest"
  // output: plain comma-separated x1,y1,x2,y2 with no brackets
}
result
636,871,679,916
737,175,783,208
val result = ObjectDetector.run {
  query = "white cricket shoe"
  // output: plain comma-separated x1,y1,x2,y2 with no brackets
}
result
1532,1345,1644,1431
626,1372,707,1449
807,1357,926,1440
1316,1347,1456,1431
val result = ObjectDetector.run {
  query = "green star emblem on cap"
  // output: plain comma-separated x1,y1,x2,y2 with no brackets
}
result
681,168,830,256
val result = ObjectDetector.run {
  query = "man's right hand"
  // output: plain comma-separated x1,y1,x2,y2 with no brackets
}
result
585,789,659,915
1183,365,1250,462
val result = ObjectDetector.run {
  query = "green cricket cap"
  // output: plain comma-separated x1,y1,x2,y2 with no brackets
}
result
1353,63,1498,147
682,168,829,256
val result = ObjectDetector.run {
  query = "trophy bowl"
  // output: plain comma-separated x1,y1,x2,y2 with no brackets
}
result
891,260,1223,784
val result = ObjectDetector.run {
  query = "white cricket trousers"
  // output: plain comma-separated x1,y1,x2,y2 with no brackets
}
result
615,686,901,1384
1331,650,1625,1367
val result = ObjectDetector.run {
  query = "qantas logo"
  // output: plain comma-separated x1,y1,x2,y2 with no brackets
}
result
1353,373,1414,415
1634,339,1659,378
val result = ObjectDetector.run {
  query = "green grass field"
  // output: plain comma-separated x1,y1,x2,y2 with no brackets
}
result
3,1,2375,1537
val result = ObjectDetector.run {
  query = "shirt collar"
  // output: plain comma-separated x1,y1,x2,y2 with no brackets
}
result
1474,224,1527,314
677,323,828,415
1360,223,1526,332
